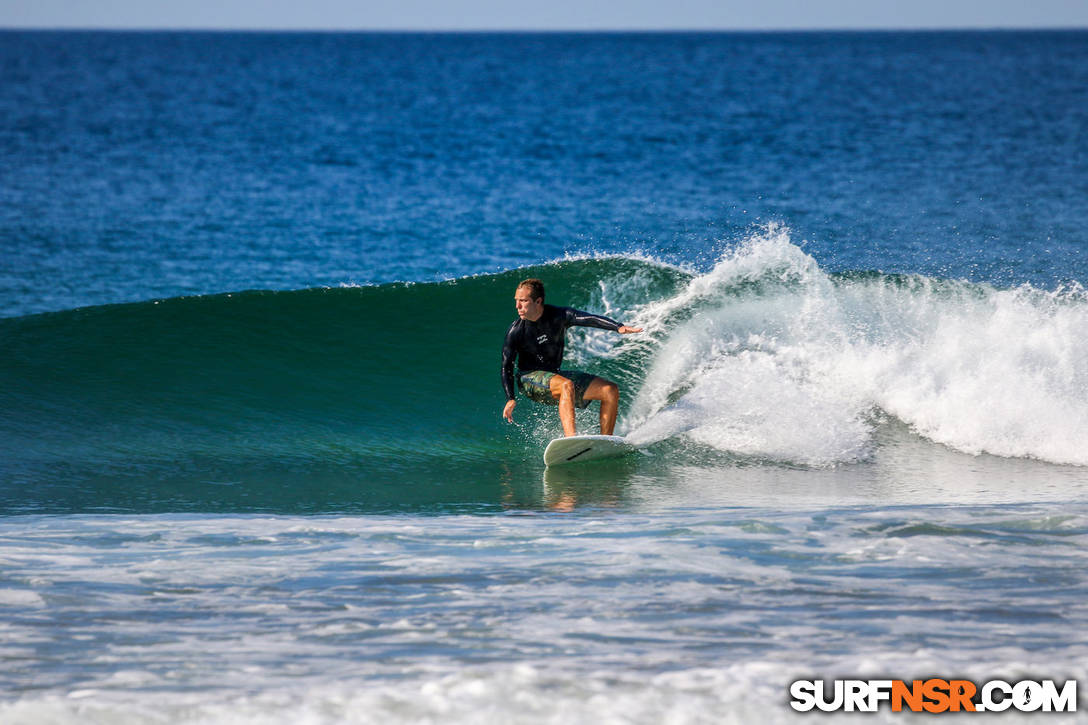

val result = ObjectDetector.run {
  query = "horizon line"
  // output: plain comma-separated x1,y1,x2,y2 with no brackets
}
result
2,25,1087,33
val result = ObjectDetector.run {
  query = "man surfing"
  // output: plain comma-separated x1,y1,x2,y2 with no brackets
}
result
501,278,642,436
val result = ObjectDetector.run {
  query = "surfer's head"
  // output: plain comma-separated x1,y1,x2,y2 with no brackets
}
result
515,279,545,321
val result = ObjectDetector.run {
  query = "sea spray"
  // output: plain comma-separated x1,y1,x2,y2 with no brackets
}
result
624,226,1088,466
623,225,874,466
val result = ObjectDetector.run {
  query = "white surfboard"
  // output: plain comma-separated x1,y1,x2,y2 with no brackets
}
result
543,434,636,467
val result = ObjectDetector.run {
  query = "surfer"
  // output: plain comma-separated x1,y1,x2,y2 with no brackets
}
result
501,278,642,436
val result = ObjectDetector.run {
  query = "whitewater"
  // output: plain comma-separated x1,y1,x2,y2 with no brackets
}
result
622,225,1088,467
3,507,1088,725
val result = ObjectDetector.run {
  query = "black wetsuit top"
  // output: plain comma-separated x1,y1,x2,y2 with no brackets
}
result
501,304,622,401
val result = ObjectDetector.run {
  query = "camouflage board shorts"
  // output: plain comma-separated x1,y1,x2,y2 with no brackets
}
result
518,370,597,409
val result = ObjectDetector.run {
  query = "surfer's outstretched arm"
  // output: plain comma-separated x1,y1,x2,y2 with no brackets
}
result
564,308,642,335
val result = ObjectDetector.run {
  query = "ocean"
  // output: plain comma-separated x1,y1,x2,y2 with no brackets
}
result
1,30,1087,723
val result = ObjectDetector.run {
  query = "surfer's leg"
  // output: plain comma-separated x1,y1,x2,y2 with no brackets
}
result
549,375,577,436
583,377,619,435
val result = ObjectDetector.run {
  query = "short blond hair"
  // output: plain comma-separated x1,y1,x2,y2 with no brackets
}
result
517,278,545,302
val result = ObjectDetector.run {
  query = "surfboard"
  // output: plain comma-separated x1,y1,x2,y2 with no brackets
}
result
543,434,636,467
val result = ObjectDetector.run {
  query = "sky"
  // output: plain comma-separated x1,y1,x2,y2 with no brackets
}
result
1,0,1087,30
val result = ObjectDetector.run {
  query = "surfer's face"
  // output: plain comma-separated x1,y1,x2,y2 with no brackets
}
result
515,286,544,321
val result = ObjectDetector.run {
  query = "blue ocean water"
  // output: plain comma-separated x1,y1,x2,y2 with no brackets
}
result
3,31,1087,318
2,31,1088,723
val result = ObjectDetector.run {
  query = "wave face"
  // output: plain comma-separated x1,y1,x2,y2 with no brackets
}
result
0,258,684,512
3,228,1087,512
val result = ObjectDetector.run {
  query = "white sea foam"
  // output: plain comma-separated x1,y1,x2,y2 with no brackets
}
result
621,225,1088,466
2,511,1087,724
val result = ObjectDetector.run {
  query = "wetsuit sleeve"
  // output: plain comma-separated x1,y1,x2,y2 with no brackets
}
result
501,322,518,401
564,307,623,332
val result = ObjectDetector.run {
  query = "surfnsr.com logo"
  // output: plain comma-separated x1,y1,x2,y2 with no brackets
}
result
789,679,1077,713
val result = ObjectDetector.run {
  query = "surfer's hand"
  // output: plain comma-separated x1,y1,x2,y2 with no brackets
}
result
503,399,516,422
618,326,643,334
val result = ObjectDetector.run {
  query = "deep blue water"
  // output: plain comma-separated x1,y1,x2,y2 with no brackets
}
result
3,31,1087,318
2,31,1088,724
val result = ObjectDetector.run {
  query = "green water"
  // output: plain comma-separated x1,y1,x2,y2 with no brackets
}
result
0,258,687,513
